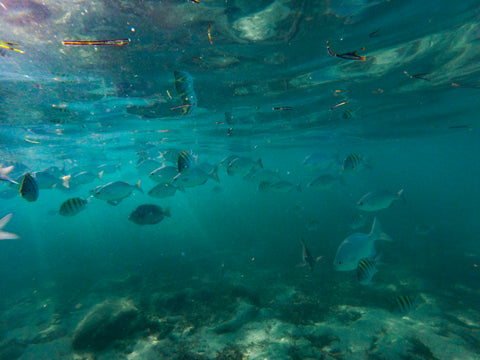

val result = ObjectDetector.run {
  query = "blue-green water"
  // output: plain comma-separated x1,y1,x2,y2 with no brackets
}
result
1,1,479,359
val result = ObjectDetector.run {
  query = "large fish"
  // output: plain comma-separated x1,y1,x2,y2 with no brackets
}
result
174,70,197,115
333,218,392,271
0,213,19,240
19,173,39,202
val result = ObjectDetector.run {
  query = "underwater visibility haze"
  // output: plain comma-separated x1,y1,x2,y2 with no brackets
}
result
0,0,479,359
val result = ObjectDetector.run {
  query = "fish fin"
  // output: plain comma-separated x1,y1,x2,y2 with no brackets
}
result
0,165,14,176
296,263,307,268
135,180,144,194
163,207,171,218
257,158,263,169
315,256,323,262
62,175,71,188
107,199,122,206
398,189,406,204
209,166,220,183
0,231,19,240
0,213,13,230
370,217,393,241
98,170,104,180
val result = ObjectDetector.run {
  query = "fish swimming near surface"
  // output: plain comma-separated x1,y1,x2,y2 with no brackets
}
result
19,173,39,202
334,217,392,271
357,189,405,212
174,70,197,115
90,180,143,205
59,197,88,217
129,204,171,225
177,150,197,172
299,238,322,271
356,257,378,285
0,213,19,240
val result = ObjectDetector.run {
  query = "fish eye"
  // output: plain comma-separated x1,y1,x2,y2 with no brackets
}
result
358,202,363,206
338,260,342,264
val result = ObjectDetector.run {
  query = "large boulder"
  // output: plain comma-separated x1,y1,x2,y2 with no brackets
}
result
72,298,142,351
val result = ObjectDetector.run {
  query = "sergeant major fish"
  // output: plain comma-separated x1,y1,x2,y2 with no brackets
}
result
59,197,88,216
356,257,378,285
90,180,143,205
357,189,405,212
333,217,392,271
174,70,197,115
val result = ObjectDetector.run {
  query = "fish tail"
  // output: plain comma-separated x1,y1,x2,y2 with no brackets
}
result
397,189,406,204
370,217,393,242
209,166,220,183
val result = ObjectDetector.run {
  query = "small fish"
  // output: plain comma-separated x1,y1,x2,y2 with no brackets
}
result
70,171,97,186
90,180,143,205
258,180,300,193
149,166,179,184
334,218,392,271
300,238,322,271
173,70,197,115
129,204,171,225
177,150,197,172
59,197,88,217
148,183,182,199
19,173,39,202
356,257,378,285
0,213,19,240
227,157,263,176
307,174,339,191
343,153,361,171
394,295,418,314
357,189,405,212
349,213,368,230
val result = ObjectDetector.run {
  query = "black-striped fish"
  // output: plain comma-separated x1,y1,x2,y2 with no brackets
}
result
174,70,197,115
343,153,361,171
394,295,417,313
356,257,377,285
177,150,197,172
59,197,88,217
19,173,39,202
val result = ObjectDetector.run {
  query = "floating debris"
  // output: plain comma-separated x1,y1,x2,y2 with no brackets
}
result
62,39,130,46
273,106,293,111
404,71,430,81
0,40,24,53
327,41,366,61
208,21,213,45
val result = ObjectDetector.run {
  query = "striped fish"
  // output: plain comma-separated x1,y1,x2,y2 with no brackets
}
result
394,295,417,313
59,197,88,216
343,153,361,171
19,173,39,202
177,150,197,172
356,257,377,285
174,70,197,115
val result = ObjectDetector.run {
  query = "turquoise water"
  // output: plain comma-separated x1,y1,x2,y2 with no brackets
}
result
1,1,479,359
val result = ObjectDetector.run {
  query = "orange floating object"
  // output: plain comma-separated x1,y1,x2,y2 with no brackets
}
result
62,39,130,46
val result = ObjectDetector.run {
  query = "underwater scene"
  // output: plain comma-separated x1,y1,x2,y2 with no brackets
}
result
1,0,479,359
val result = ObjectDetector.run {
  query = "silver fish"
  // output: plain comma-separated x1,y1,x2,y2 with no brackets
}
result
90,181,143,205
0,165,18,185
148,183,182,199
227,157,263,176
333,218,392,271
149,166,179,184
357,189,405,212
